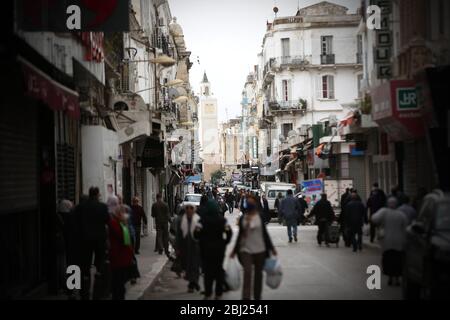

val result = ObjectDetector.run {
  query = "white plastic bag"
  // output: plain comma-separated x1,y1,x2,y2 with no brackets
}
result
225,257,241,291
265,258,282,289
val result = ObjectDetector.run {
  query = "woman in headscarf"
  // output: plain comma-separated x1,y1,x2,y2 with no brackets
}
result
108,204,134,300
176,203,202,292
196,200,232,299
371,196,409,286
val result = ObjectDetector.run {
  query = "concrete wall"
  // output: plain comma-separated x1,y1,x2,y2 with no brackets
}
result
81,126,120,200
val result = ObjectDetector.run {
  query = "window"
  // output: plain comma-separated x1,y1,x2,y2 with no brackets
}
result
321,36,333,55
321,75,335,99
282,123,293,138
281,38,290,64
357,74,363,98
357,35,363,63
282,80,290,102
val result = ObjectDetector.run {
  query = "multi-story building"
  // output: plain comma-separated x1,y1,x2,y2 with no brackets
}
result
256,1,363,186
219,118,242,180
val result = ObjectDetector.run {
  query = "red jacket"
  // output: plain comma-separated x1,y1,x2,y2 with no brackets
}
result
108,217,134,270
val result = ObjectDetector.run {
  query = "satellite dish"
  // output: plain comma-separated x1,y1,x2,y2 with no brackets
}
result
279,134,286,142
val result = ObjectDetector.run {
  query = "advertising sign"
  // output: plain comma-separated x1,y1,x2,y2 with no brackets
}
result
300,179,323,206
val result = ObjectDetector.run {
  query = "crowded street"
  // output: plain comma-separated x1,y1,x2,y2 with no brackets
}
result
142,208,401,300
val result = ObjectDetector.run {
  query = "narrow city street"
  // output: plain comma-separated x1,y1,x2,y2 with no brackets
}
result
141,210,401,300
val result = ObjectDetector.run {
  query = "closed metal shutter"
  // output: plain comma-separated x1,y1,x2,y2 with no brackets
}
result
0,104,38,214
349,156,366,200
57,143,76,202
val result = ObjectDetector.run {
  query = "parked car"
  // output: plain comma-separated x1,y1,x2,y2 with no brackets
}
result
403,190,450,299
265,183,296,218
181,193,202,211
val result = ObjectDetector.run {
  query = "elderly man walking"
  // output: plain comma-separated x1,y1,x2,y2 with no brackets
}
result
151,193,171,256
280,189,300,243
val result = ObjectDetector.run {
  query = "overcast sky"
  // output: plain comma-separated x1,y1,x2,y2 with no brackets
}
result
169,0,360,123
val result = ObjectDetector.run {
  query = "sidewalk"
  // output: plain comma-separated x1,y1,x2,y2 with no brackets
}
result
125,229,168,300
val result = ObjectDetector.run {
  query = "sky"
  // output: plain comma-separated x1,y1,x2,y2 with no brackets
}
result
169,0,360,123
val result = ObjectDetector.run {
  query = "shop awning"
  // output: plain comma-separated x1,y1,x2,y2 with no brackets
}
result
315,143,326,157
19,57,80,119
185,174,202,184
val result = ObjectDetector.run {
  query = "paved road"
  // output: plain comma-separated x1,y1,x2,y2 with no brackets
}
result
142,210,402,300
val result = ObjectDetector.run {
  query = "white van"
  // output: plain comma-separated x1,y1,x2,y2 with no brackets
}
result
263,183,296,216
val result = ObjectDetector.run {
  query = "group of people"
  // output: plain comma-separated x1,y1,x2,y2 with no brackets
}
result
168,192,276,300
339,183,420,286
57,187,148,300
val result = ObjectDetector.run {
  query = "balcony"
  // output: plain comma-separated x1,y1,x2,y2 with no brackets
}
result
277,56,310,68
268,99,307,113
321,54,335,65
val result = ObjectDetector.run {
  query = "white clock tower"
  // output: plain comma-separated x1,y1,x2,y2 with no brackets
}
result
198,72,221,181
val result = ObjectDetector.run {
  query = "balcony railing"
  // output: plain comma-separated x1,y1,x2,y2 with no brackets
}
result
268,100,307,111
278,56,310,67
321,54,335,65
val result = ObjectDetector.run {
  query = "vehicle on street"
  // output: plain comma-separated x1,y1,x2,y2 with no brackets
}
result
181,193,202,210
263,183,296,218
217,187,233,195
403,190,450,299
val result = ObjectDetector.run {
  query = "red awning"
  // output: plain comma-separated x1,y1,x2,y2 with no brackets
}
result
340,113,355,127
19,57,80,119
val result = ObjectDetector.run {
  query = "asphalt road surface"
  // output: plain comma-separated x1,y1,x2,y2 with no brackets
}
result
142,209,402,300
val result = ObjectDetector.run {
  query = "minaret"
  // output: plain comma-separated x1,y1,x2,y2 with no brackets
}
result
200,71,211,97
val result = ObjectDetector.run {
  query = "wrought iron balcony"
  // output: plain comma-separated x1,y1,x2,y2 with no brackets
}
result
277,56,310,67
320,54,335,65
268,99,307,112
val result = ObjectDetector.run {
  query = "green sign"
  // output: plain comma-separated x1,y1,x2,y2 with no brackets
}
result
397,88,418,110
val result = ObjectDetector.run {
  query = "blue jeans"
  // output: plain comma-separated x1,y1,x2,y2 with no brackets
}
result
287,223,297,240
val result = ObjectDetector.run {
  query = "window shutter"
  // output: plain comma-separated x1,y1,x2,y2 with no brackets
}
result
288,80,292,102
329,76,335,99
316,76,322,99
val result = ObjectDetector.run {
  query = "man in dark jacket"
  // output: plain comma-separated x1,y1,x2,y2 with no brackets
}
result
261,194,270,224
339,188,351,247
196,200,232,299
151,193,170,256
131,197,147,254
297,195,308,225
344,192,367,252
309,193,335,246
366,183,386,242
77,187,110,300
280,190,300,243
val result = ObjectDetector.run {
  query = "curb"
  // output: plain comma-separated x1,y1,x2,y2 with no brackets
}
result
126,255,169,300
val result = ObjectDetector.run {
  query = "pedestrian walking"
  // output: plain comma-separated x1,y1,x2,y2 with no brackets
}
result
131,197,148,254
397,195,417,225
279,189,300,243
108,205,134,300
297,195,308,225
344,192,367,252
77,187,110,300
196,200,232,300
231,195,277,300
176,203,202,293
339,188,351,246
371,197,409,286
261,194,270,224
309,193,335,247
225,191,235,214
366,183,387,243
151,193,170,256
275,192,283,224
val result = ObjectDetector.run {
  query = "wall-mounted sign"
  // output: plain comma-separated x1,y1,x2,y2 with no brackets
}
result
373,0,392,79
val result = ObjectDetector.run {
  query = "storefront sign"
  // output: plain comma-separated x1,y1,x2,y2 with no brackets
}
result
19,57,80,119
372,80,424,141
141,138,164,168
373,0,392,79
301,179,324,195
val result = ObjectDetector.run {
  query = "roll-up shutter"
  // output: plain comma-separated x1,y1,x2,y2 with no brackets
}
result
349,155,366,199
0,104,38,214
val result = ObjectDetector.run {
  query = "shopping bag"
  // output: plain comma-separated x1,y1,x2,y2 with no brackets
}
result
265,258,282,289
263,256,278,274
225,257,241,291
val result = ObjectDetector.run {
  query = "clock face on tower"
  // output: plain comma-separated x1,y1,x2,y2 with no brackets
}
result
205,104,215,114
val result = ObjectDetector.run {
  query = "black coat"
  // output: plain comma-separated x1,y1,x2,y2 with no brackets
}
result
76,198,109,242
344,200,367,231
366,189,386,216
196,214,232,254
310,199,335,224
233,214,274,258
